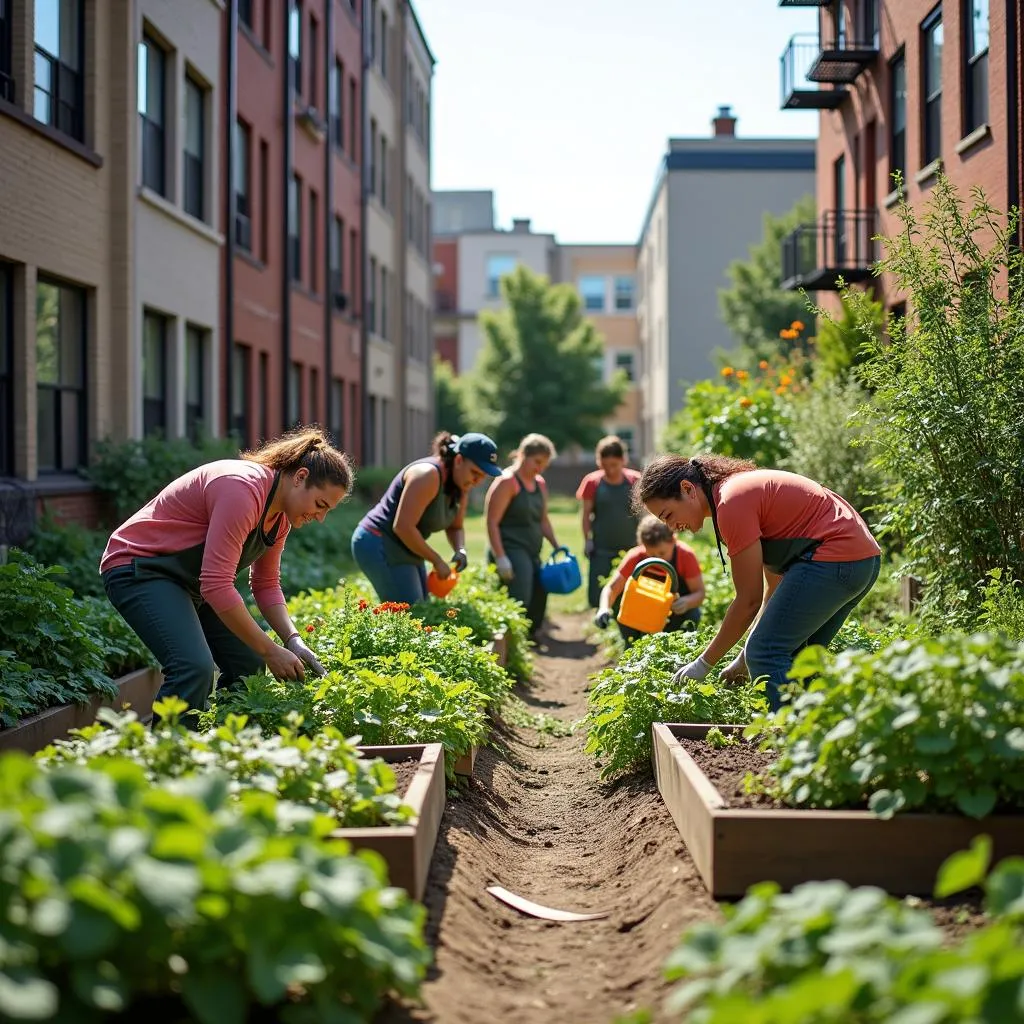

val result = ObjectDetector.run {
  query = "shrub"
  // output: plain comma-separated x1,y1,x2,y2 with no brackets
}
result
277,500,366,596
21,513,107,598
0,755,428,1022
978,568,1024,643
74,596,156,678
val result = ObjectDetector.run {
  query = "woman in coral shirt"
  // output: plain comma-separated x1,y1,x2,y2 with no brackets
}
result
100,426,352,718
635,453,881,709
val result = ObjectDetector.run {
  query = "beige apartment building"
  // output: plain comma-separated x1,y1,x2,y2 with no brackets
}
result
0,0,135,522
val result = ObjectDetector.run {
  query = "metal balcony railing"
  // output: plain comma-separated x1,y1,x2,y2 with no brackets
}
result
781,35,847,110
808,36,879,84
781,210,878,292
778,0,830,6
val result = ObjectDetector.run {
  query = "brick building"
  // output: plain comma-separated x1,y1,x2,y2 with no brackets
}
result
778,0,1022,312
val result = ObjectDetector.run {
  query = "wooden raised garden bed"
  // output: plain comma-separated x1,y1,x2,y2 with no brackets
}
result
653,722,1024,898
340,742,446,900
0,666,165,755
487,631,508,668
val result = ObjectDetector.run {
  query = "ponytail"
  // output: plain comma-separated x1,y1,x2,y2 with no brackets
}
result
431,430,461,502
242,424,354,493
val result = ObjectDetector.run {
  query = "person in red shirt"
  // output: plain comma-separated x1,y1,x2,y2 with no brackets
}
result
576,435,642,608
593,515,705,646
634,453,881,710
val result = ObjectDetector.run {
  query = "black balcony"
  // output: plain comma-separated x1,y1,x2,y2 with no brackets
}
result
808,37,878,83
778,0,831,6
781,210,877,291
781,35,848,110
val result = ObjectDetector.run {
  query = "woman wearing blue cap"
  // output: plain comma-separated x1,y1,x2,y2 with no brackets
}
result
352,430,502,603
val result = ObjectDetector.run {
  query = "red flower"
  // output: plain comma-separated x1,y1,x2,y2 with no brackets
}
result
373,601,411,614
305,624,315,633
358,599,369,611
424,626,433,633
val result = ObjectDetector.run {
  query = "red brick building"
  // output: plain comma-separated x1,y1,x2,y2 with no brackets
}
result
432,237,458,370
778,0,1022,313
222,0,363,455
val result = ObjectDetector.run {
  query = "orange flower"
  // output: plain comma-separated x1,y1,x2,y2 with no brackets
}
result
358,599,369,611
424,626,434,633
736,370,749,381
446,609,458,619
779,328,795,340
780,374,793,387
791,320,805,332
739,397,753,409
776,385,788,395
759,360,769,370
720,366,735,377
305,624,315,634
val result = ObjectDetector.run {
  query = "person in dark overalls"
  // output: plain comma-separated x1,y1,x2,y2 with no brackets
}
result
99,427,352,720
352,431,501,604
576,435,641,608
593,515,705,645
484,433,561,635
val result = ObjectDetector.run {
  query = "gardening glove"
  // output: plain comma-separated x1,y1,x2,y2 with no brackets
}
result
286,635,327,677
495,555,515,582
672,655,714,686
584,537,596,558
452,548,469,573
719,650,749,685
594,609,612,629
670,594,690,616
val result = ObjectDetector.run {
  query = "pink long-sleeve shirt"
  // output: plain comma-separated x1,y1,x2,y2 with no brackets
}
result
100,460,290,614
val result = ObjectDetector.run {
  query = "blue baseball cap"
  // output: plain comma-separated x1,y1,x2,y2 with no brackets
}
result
453,433,502,476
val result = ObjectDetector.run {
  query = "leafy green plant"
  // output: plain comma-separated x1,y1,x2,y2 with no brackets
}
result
21,513,108,598
37,700,413,828
74,596,156,678
584,628,767,779
750,633,1024,818
0,754,429,1022
0,553,115,728
979,568,1024,642
500,694,574,737
277,501,366,596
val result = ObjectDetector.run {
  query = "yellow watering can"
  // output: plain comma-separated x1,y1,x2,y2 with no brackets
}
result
617,557,679,634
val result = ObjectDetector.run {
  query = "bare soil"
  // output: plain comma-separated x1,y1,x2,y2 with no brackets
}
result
387,758,422,799
377,613,721,1024
679,737,780,809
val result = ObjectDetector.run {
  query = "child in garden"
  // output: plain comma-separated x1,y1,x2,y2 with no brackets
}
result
633,453,881,709
593,515,705,646
576,435,642,608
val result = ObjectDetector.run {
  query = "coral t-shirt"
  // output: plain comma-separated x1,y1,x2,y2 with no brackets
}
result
714,470,880,573
615,542,702,586
575,468,641,502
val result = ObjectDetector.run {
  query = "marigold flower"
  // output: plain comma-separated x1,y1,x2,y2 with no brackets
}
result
739,397,753,409
791,320,805,331
720,366,735,377
424,626,434,633
780,374,793,387
759,360,769,370
736,370,749,381
358,599,369,611
446,609,458,618
778,329,792,339
776,385,787,395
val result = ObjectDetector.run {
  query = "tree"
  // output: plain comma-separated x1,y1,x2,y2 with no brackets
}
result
464,266,628,455
718,194,817,366
433,356,468,434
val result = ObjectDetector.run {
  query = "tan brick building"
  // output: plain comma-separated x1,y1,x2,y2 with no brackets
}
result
778,0,1023,313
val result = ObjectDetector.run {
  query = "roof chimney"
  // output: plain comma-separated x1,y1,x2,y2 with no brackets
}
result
712,105,737,138
512,218,531,233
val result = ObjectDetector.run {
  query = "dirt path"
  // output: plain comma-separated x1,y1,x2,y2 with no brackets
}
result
379,613,722,1024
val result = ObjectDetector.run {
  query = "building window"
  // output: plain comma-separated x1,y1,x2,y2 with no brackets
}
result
231,343,251,444
330,214,345,308
368,256,377,332
138,34,166,195
185,324,206,441
309,366,319,424
330,377,344,447
921,5,943,166
348,77,358,160
258,350,269,441
330,58,344,147
308,14,318,108
380,266,388,340
258,138,269,262
289,361,302,426
379,9,388,79
614,351,635,382
36,279,87,472
0,266,12,476
238,0,253,29
34,0,84,141
262,0,273,52
579,275,606,312
369,117,377,195
184,74,206,220
289,173,301,283
308,189,319,293
964,0,989,133
349,228,359,317
142,310,168,438
369,0,377,64
288,0,301,94
486,254,517,298
614,276,635,312
860,0,879,47
1,0,14,103
235,119,252,250
889,51,906,187
379,133,388,207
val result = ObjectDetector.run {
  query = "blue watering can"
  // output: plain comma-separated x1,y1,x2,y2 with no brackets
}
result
539,547,582,595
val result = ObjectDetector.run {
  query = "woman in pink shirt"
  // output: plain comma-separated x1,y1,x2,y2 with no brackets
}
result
635,453,881,710
100,426,351,720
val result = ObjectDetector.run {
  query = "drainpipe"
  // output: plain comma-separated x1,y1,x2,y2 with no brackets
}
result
224,0,238,436
359,6,370,464
324,0,333,434
1007,0,1021,253
281,0,294,432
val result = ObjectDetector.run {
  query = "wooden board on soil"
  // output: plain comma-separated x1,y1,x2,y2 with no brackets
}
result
653,722,1024,898
0,667,164,754
487,632,508,668
339,742,445,900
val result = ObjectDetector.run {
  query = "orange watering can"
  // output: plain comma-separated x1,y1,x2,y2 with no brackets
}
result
426,565,459,598
617,557,678,634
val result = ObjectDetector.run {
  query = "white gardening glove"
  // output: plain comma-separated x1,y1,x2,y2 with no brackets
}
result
670,594,690,616
671,655,714,686
495,555,515,582
719,650,749,684
286,635,327,677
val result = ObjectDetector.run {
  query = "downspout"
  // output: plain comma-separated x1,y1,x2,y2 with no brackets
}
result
1007,0,1021,252
281,0,294,431
224,0,238,436
359,5,370,464
323,0,333,434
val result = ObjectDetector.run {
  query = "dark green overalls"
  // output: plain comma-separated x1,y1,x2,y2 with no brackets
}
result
587,476,641,607
491,473,547,631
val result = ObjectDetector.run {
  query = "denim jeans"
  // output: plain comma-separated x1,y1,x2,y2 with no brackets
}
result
746,554,881,711
351,524,428,605
102,564,265,722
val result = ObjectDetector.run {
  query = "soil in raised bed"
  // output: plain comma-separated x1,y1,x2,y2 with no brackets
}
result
385,758,421,799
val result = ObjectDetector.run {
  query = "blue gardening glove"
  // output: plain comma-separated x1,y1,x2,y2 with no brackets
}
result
671,655,713,686
452,548,469,572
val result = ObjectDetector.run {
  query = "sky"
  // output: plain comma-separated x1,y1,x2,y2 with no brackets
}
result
412,0,821,244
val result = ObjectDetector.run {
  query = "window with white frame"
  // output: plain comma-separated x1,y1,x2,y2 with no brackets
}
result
578,275,606,313
921,5,943,165
184,73,206,220
613,276,635,312
138,33,166,195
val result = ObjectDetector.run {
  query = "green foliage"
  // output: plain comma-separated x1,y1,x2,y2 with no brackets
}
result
38,700,412,828
749,633,1024,818
813,288,885,380
662,378,792,467
277,500,366,596
465,265,629,455
718,194,817,366
851,177,1024,622
979,568,1024,643
584,628,767,779
87,433,240,524
21,513,107,598
433,356,468,434
0,754,428,1021
73,597,156,679
0,553,115,728
659,839,1024,1023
